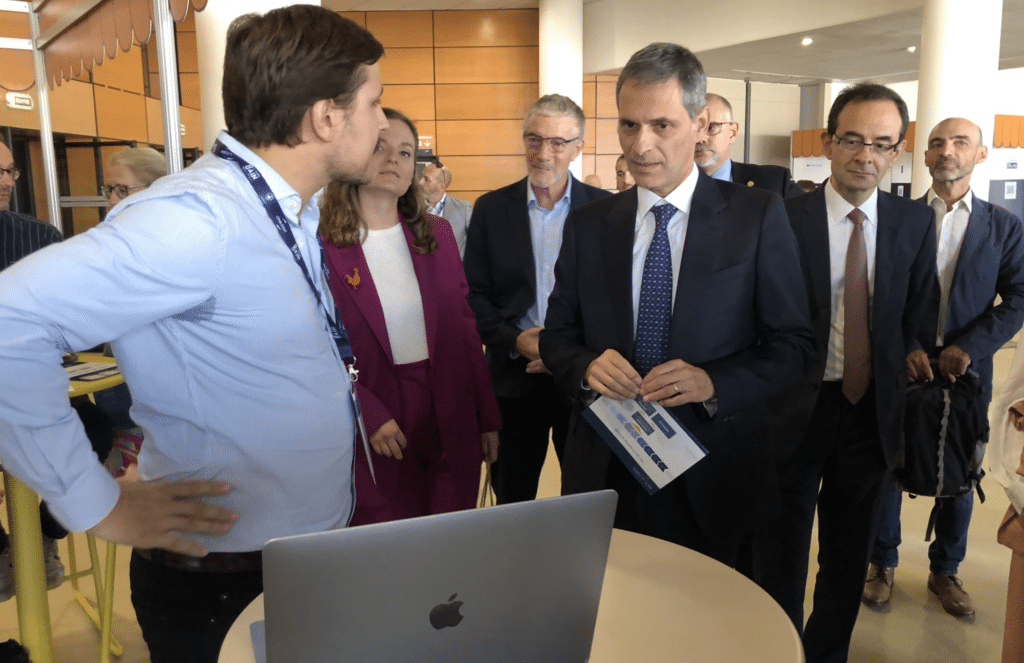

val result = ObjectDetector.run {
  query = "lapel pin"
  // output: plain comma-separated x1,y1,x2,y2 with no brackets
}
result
346,267,361,290
747,181,755,187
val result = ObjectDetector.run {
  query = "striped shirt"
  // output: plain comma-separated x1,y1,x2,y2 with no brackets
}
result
0,210,62,271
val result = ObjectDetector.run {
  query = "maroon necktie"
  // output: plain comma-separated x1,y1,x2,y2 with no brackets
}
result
843,208,870,404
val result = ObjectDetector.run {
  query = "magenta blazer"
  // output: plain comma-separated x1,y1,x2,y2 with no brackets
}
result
323,214,501,497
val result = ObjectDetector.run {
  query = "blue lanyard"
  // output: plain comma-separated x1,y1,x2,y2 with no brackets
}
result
213,139,376,481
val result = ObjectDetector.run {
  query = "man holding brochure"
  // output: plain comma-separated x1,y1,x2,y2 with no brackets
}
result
539,42,813,565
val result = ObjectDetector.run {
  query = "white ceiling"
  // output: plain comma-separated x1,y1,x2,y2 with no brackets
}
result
322,0,1024,85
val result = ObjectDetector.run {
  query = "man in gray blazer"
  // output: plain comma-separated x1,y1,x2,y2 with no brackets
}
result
420,162,473,258
864,117,1024,618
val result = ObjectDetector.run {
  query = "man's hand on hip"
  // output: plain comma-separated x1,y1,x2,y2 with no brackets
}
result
88,479,238,557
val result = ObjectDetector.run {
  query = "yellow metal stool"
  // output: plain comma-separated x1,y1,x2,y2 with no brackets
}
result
65,532,123,662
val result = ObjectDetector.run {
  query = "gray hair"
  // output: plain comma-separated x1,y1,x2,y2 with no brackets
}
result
109,147,167,187
617,43,706,122
522,94,585,139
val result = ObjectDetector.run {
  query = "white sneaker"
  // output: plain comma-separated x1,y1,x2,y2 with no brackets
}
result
0,546,13,602
42,536,64,590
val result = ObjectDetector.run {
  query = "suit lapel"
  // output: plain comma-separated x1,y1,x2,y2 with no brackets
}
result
947,195,987,330
671,174,728,344
795,188,832,320
873,192,902,325
403,221,440,355
324,238,395,364
601,188,640,355
510,179,537,293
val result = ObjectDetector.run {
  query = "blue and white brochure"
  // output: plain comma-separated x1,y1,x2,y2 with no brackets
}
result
582,395,708,495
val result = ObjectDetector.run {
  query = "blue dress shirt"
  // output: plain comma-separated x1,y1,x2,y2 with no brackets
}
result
0,132,355,551
518,178,572,331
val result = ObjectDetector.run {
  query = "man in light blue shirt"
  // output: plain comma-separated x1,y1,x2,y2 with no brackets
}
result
0,7,387,662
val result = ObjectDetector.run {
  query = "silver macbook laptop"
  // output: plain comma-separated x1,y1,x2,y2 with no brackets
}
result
260,490,617,663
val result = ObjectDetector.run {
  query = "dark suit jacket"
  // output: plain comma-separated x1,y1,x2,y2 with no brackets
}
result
464,175,611,398
324,215,501,499
919,192,1024,406
730,161,804,199
769,186,938,468
538,172,814,546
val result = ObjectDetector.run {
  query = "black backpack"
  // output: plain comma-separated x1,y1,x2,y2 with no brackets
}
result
895,365,989,540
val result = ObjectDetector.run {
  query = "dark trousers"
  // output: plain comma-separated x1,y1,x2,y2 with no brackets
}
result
130,551,262,663
754,382,889,663
872,480,973,575
491,376,570,503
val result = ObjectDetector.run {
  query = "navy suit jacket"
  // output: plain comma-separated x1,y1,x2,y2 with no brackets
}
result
730,161,804,199
770,186,938,468
539,172,814,546
919,192,1024,406
464,175,611,398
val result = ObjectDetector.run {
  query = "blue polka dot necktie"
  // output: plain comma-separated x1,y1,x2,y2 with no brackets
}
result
634,203,677,376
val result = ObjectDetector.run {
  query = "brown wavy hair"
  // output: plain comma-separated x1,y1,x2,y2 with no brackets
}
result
320,108,437,254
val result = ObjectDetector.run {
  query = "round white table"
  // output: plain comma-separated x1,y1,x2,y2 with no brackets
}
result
219,528,804,663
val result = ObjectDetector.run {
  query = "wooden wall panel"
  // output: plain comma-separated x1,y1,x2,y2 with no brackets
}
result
66,144,101,234
175,31,198,77
435,119,522,155
416,120,437,153
0,84,39,130
433,10,538,47
92,45,144,95
0,10,30,38
596,81,617,118
594,153,620,191
380,48,434,85
582,154,595,180
367,11,432,47
582,80,596,118
94,86,147,142
50,81,97,137
435,47,537,84
383,84,435,121
337,12,365,27
582,121,596,155
146,96,162,145
443,155,524,191
434,83,538,120
179,72,201,110
594,118,618,155
180,106,203,151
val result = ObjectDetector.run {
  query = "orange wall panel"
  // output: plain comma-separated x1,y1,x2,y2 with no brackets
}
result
0,11,30,39
175,31,199,75
180,105,203,151
596,81,617,118
379,48,434,85
383,84,435,121
92,44,145,95
443,155,524,192
337,12,365,27
434,47,537,84
433,10,538,47
582,121,596,155
435,119,522,156
594,118,619,155
94,86,147,143
50,80,98,137
367,11,433,47
582,80,596,118
434,83,538,120
179,72,201,110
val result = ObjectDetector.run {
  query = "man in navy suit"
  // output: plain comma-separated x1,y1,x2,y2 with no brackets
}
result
464,94,610,504
754,83,938,663
539,43,813,564
695,93,803,198
863,117,1024,618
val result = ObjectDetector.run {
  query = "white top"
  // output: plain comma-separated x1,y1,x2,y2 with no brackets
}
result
823,181,879,381
927,188,973,345
631,166,700,331
991,343,1024,513
363,223,429,364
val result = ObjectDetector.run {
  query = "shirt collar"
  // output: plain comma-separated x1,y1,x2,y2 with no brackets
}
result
824,177,879,227
926,188,973,215
217,131,311,218
637,165,699,219
527,175,573,210
710,159,733,182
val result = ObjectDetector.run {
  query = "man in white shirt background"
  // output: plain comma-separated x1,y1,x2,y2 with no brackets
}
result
864,117,1024,619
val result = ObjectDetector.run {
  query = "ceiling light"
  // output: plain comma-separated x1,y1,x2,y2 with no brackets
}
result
906,45,917,53
801,37,813,46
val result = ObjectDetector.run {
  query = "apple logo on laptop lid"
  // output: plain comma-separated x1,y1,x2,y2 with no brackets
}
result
429,594,464,630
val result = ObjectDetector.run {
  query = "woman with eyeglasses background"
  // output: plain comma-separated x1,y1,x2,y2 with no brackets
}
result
103,147,167,212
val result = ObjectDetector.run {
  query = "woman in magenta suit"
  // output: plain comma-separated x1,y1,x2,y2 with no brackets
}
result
320,108,500,526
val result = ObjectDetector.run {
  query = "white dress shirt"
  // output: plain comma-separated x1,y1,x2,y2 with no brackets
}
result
927,188,972,345
823,180,879,381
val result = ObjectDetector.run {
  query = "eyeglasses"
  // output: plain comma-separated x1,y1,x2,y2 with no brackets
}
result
707,121,736,136
102,183,147,199
832,136,898,155
0,166,20,181
523,133,580,153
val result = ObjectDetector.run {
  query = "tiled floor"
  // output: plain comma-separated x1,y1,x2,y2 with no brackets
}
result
1,346,1019,662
